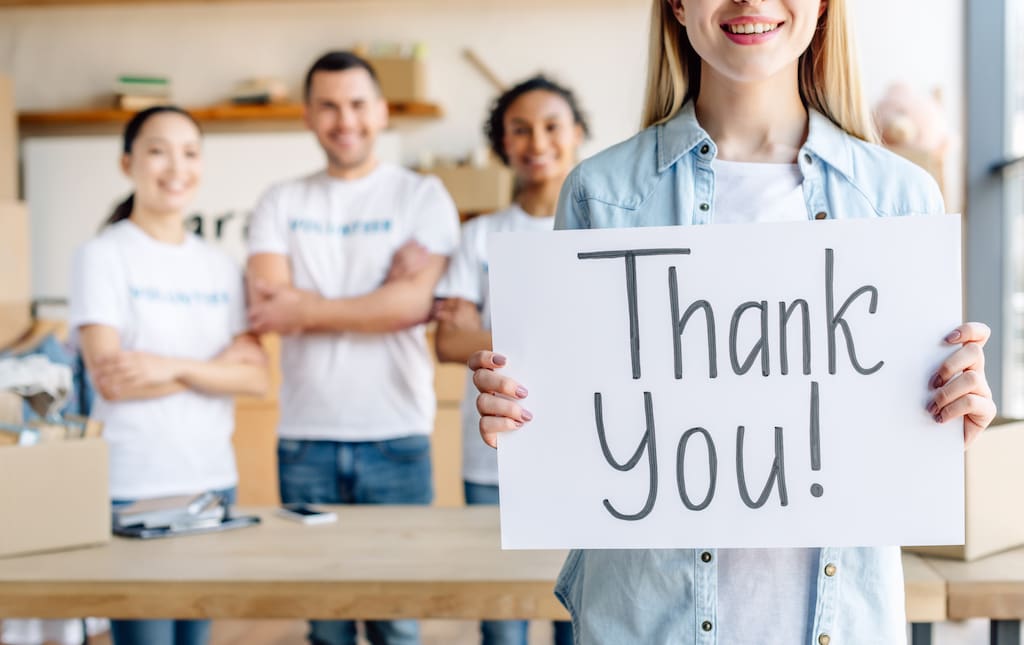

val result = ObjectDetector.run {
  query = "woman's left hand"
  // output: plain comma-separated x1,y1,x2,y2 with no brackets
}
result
928,322,997,447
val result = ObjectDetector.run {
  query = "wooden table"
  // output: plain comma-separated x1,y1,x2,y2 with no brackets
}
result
924,545,1024,645
0,507,567,621
0,506,945,643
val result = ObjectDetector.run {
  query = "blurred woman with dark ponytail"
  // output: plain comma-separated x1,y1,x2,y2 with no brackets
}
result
68,106,270,645
433,76,588,645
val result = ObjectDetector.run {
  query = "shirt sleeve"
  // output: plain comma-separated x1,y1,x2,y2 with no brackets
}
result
223,257,248,337
554,165,591,231
921,172,947,216
435,217,484,304
247,185,290,256
410,175,460,256
68,238,129,344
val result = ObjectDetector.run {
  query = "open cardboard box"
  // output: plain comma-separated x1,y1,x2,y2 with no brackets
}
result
0,393,110,558
906,418,1024,561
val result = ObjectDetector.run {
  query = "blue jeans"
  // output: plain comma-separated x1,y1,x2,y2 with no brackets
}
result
109,488,237,645
463,482,574,645
278,436,433,645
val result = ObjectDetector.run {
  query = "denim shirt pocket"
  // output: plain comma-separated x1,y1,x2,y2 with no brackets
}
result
554,548,585,636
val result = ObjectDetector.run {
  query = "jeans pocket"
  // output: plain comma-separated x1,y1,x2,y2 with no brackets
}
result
374,435,431,463
277,439,310,465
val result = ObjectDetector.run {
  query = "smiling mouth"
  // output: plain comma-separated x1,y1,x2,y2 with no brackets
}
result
159,182,189,194
722,22,782,35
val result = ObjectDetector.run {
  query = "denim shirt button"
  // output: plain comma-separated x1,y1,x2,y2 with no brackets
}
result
818,634,831,645
702,621,713,632
699,202,711,212
701,551,712,563
700,144,711,155
824,563,837,577
814,211,827,220
804,153,813,164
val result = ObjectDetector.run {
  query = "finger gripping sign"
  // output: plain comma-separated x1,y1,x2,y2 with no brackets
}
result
488,216,964,550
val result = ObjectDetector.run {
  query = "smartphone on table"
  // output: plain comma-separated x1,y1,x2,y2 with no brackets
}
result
276,504,337,525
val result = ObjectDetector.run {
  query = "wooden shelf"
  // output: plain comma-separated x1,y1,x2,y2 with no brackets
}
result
18,101,442,129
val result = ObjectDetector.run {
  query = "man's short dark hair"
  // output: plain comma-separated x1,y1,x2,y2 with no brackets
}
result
304,51,380,100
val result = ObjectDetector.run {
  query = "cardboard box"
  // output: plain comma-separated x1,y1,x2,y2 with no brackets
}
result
429,164,513,216
0,201,31,349
906,418,1024,561
0,438,111,558
0,76,15,201
369,57,427,103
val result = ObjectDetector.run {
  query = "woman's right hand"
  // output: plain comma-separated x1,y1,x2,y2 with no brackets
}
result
468,350,533,448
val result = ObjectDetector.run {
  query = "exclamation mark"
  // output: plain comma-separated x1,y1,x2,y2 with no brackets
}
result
809,381,823,498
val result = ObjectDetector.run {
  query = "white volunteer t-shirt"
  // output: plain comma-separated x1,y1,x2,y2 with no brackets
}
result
69,220,246,500
435,205,554,485
711,158,820,645
248,164,459,441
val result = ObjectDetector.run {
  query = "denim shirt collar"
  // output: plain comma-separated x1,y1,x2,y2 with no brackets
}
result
656,100,854,178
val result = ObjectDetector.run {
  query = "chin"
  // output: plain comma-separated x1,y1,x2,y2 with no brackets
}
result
160,201,192,215
528,168,566,184
337,156,372,171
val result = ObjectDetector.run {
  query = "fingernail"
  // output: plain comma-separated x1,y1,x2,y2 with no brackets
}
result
521,409,534,422
493,354,507,366
930,373,943,389
927,401,938,415
933,413,943,423
514,421,523,428
515,386,529,398
946,330,962,343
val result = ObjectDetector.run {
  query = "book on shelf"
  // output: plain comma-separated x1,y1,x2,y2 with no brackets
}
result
115,94,172,111
115,75,171,97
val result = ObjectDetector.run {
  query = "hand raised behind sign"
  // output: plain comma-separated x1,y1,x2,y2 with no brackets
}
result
468,350,532,449
928,322,997,447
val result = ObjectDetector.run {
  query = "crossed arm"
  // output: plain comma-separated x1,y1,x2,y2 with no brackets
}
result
434,297,492,365
79,325,270,402
246,241,448,335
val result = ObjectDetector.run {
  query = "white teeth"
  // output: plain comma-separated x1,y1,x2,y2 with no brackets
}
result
728,22,779,35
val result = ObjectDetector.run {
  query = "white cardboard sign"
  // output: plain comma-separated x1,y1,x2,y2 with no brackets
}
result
489,216,964,550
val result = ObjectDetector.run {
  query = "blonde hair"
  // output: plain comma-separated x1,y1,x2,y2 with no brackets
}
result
641,0,877,142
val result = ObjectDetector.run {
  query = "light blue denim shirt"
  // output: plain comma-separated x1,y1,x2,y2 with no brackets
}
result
552,102,944,645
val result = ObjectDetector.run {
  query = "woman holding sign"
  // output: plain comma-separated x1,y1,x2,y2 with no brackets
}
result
434,75,588,645
467,0,996,643
70,106,269,645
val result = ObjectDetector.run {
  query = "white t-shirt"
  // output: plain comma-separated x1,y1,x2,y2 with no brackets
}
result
247,164,459,441
711,158,819,645
69,220,246,500
435,205,555,485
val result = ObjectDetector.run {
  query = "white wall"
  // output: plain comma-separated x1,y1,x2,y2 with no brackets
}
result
0,0,964,204
853,0,965,211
